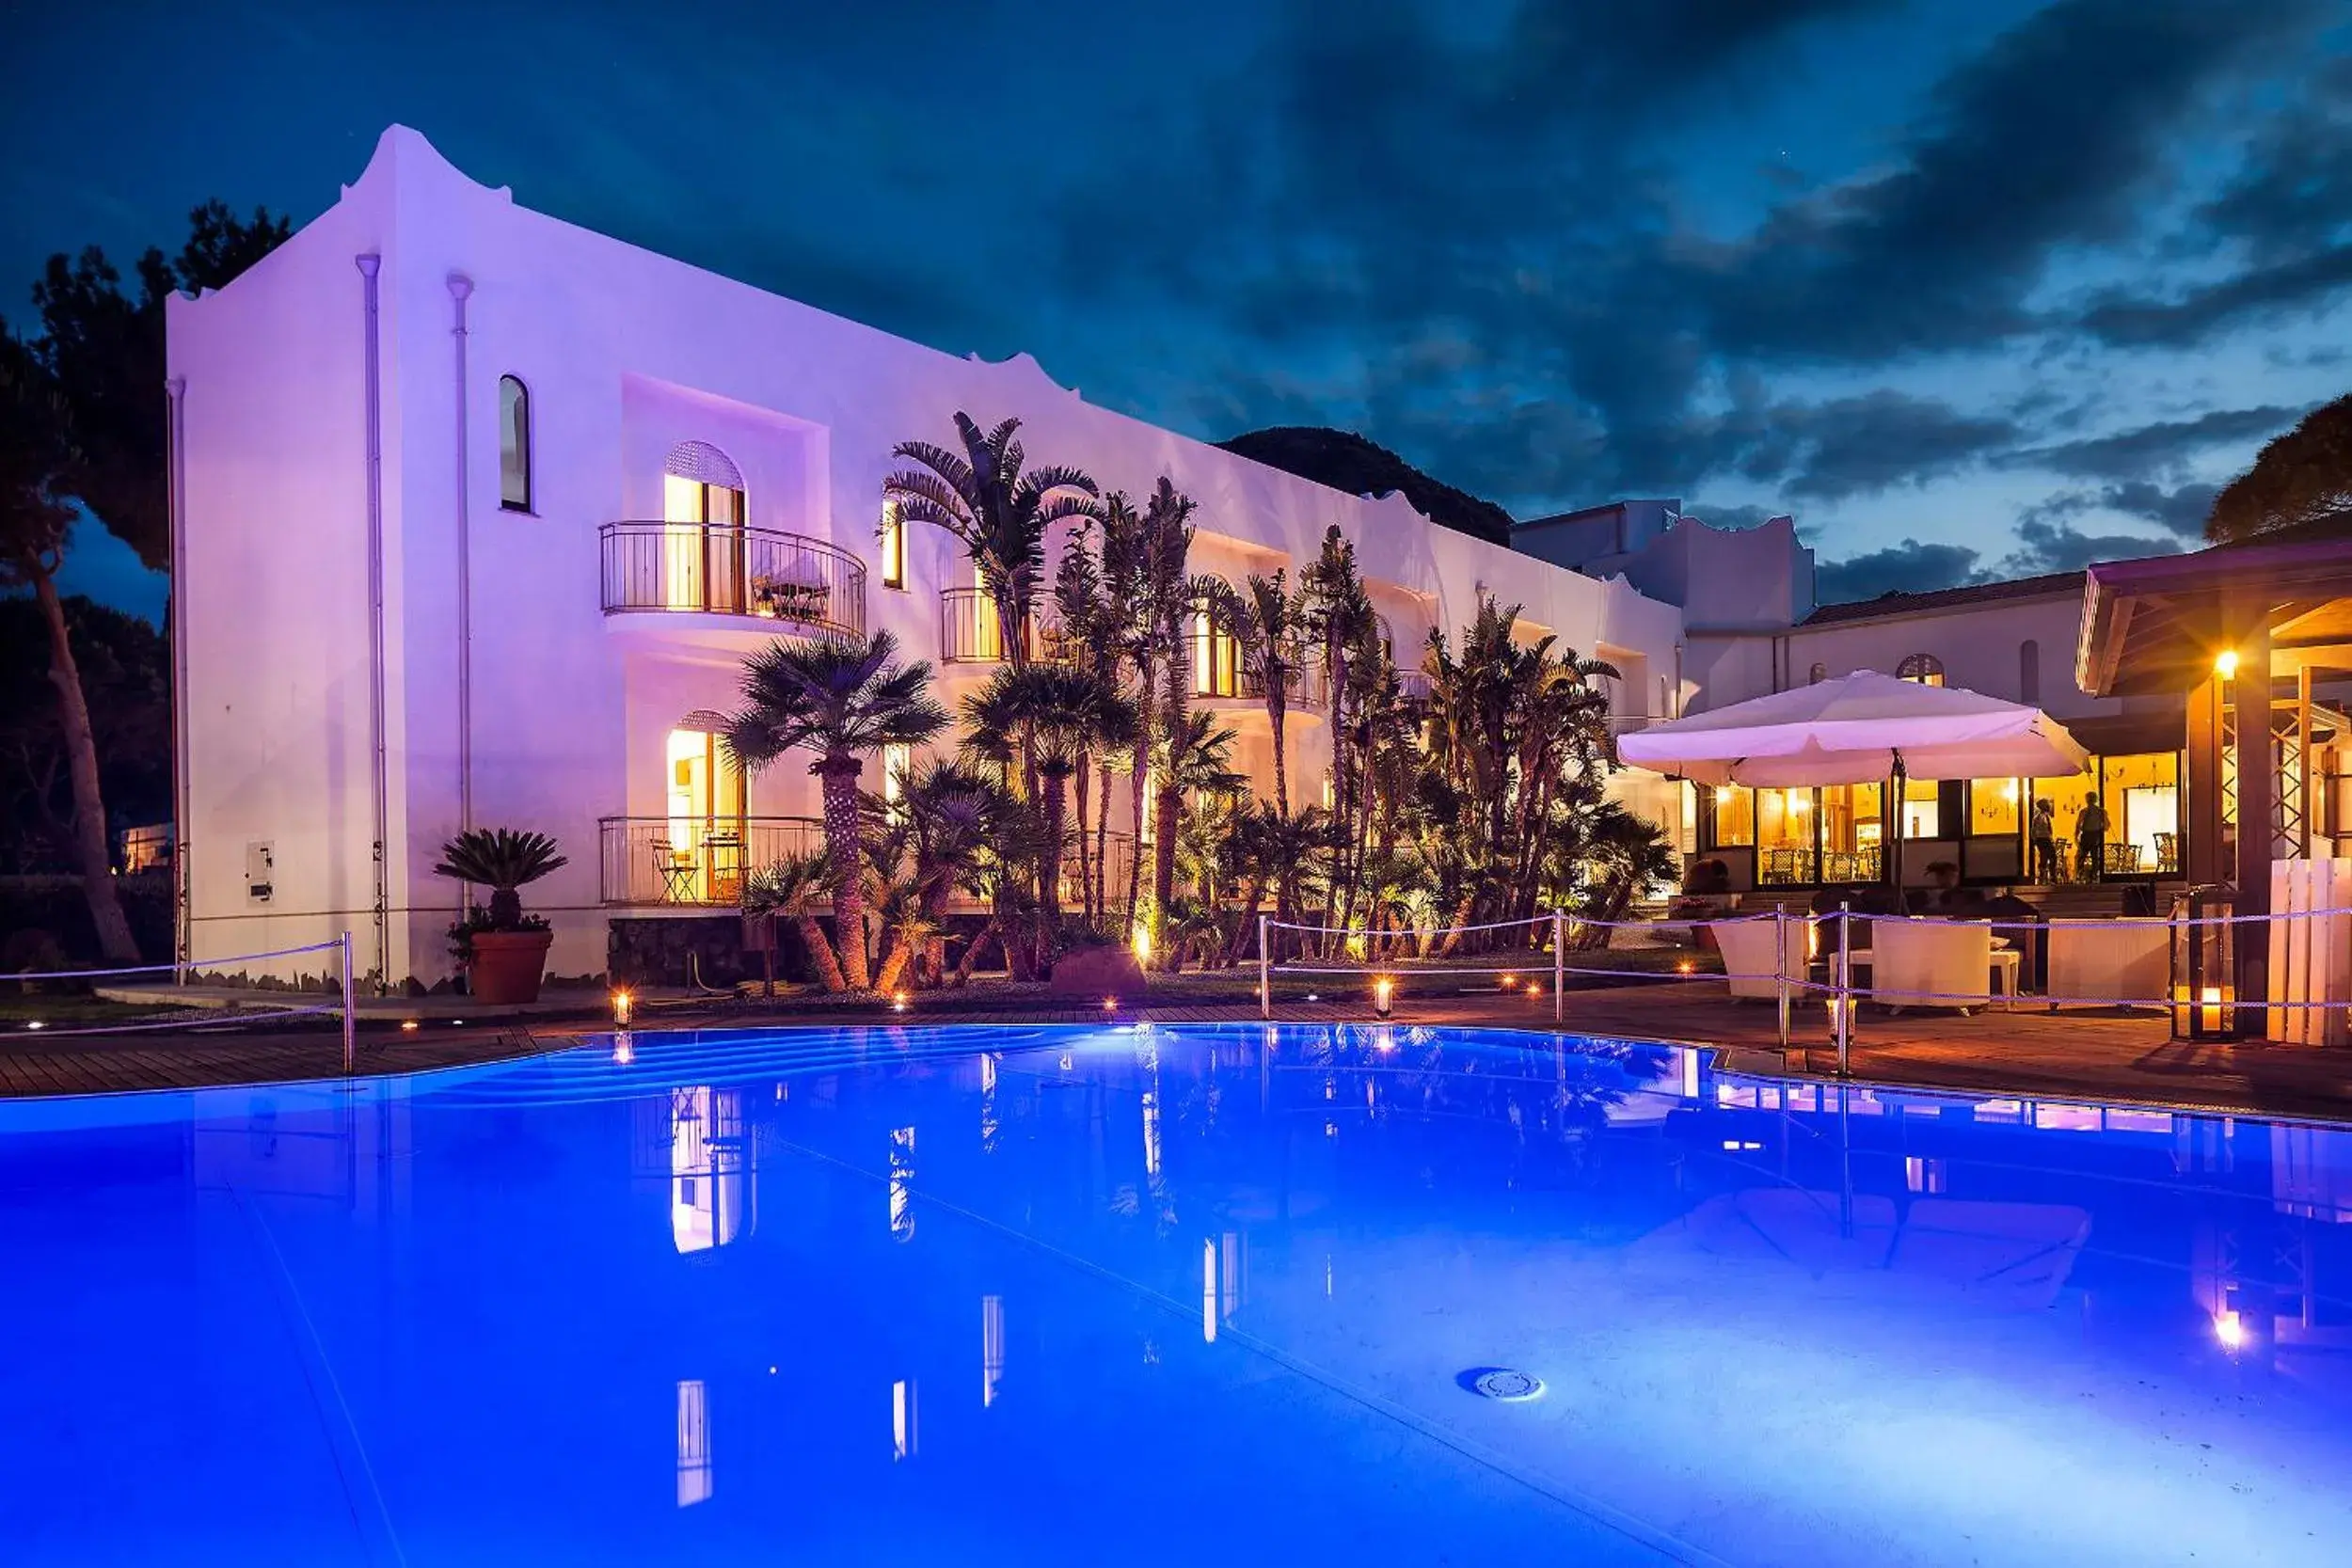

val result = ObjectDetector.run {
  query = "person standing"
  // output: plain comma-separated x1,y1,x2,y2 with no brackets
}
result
2030,797,2058,883
2075,790,2110,882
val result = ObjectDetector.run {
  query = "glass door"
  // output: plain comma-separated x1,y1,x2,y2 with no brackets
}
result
662,473,746,611
664,728,747,902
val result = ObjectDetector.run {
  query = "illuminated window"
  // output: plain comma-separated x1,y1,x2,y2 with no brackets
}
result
1710,785,1755,847
498,375,532,512
1902,778,1942,837
1897,653,1945,687
1189,601,1240,697
882,743,912,819
1970,778,2021,836
661,442,746,611
879,499,906,590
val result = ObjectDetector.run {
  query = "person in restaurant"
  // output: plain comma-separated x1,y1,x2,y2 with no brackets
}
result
2030,797,2059,883
2075,789,2110,882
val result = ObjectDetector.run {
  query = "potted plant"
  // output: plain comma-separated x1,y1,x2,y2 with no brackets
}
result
434,828,567,1003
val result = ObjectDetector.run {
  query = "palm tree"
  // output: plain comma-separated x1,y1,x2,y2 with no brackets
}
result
883,413,1097,667
1302,526,1379,933
740,851,846,991
1232,569,1306,817
1133,479,1223,964
961,663,1132,934
722,630,948,990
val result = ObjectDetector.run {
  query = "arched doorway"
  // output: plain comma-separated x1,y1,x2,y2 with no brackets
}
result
662,440,747,612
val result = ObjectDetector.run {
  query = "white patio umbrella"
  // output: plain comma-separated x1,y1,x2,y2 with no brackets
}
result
1619,670,2089,885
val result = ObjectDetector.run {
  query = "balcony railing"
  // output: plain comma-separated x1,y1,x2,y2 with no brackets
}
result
1236,663,1331,712
600,522,866,637
598,816,826,907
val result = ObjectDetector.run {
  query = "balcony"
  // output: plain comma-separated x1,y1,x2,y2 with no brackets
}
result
598,816,825,907
1235,663,1331,713
940,588,1086,666
600,522,866,638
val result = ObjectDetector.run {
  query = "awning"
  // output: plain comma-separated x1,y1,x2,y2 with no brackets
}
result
1620,671,2090,787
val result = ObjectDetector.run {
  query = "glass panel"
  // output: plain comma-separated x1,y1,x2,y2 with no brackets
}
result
1711,786,1755,847
1902,778,1941,838
498,377,530,511
663,474,706,610
1970,778,2021,836
2102,752,2179,876
880,500,906,589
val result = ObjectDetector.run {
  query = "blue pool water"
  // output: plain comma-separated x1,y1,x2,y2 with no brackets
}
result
3,1023,2349,1566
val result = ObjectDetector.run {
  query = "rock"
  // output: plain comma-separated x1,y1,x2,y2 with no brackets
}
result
1046,943,1147,1001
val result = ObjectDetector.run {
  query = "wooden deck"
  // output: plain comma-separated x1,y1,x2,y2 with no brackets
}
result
5,979,2350,1123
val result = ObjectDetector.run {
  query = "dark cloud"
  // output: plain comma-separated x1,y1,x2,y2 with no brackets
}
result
2003,405,2301,480
1815,541,1991,604
2080,248,2352,348
2001,514,2184,575
2017,478,2217,541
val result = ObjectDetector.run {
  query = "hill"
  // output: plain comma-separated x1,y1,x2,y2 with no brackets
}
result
1216,427,1516,546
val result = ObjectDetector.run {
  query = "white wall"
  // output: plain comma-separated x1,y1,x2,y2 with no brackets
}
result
172,126,1691,986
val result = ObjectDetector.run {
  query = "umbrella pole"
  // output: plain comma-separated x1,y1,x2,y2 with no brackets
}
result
1885,754,1907,896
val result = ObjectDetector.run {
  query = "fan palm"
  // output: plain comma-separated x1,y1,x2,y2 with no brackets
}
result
1232,569,1306,817
883,413,1097,667
739,850,846,991
723,630,948,990
432,827,568,928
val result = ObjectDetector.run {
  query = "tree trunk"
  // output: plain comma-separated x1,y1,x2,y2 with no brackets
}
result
1223,878,1265,967
816,755,869,989
32,569,137,964
1267,685,1289,819
798,913,847,991
1040,768,1069,929
1123,735,1150,938
953,917,999,985
1072,755,1093,926
873,933,914,995
1094,759,1115,927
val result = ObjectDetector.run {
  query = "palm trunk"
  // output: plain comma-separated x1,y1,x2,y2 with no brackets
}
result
1150,663,1186,970
32,569,137,964
955,916,1000,984
1123,735,1150,938
1094,759,1115,926
1268,689,1289,818
1223,877,1265,967
796,912,846,992
1040,768,1069,929
1072,753,1093,926
817,755,868,989
873,934,914,995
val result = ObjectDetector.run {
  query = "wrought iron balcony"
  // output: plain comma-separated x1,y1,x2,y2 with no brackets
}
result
599,522,866,637
1236,663,1331,712
598,816,825,907
940,588,1082,666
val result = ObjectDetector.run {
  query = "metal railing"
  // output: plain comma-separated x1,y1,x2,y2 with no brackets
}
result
941,588,1071,664
598,816,826,907
599,522,866,637
1238,663,1331,712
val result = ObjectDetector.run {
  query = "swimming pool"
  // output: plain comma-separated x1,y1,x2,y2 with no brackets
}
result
1,1022,2346,1565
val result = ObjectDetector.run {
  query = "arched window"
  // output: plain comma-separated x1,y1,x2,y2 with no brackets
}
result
498,375,532,512
1808,661,1827,685
661,441,747,612
2018,640,2041,704
1897,653,1945,687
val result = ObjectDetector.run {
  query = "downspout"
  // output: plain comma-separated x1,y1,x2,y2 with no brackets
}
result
357,254,391,993
448,275,474,833
166,375,189,979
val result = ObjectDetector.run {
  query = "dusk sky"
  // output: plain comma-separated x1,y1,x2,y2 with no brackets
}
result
8,0,2350,619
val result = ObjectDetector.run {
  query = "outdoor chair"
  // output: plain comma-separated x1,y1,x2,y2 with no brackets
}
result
2044,918,2169,1010
1869,917,2011,1014
1715,916,1809,1002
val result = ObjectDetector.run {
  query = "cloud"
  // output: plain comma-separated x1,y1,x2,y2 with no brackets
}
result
1815,540,1992,604
2079,249,2352,348
1683,502,1786,532
2001,513,2184,575
2002,405,2300,480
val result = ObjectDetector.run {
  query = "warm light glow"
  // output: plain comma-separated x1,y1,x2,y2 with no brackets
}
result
1714,785,1735,804
892,990,910,1011
1788,794,1809,815
1373,977,1395,1017
612,1035,635,1066
25,1021,43,1031
1525,981,1543,999
611,989,634,1026
2201,987,2223,1005
1677,959,1695,975
2001,780,2019,802
2214,648,2240,680
1103,995,1119,1012
2215,1310,2246,1350
1500,974,1518,990
399,1019,420,1033
1131,927,1153,964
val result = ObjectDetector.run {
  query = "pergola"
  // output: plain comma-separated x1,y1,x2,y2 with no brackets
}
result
2077,535,2352,1027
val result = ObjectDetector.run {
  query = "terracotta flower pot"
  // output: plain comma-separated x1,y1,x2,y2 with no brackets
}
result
468,928,554,1004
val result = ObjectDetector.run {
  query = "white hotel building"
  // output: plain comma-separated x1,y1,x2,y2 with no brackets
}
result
167,128,1686,989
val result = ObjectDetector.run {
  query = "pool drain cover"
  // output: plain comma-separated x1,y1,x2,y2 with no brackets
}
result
1467,1368,1544,1402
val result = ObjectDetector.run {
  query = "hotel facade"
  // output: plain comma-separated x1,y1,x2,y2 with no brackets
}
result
166,128,1683,989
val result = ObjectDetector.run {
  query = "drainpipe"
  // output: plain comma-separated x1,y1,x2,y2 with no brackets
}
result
357,254,390,993
448,275,474,834
166,375,189,979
